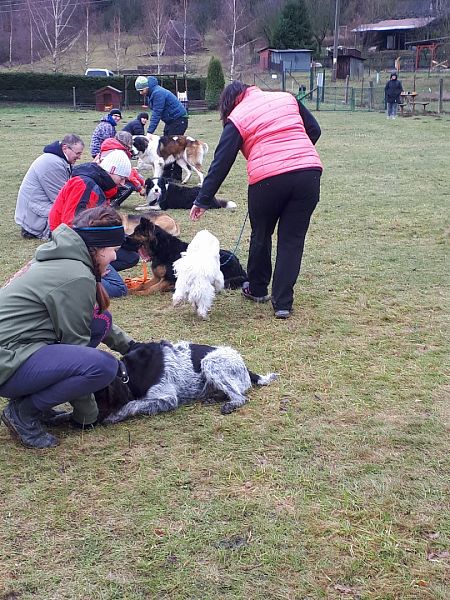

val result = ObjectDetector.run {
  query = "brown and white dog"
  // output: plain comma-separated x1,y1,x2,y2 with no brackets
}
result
133,133,209,184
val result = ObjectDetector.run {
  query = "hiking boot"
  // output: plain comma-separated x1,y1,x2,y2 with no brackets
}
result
242,282,271,303
1,398,59,448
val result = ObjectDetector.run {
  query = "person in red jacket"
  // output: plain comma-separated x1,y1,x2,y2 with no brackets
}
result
49,150,131,230
190,82,323,319
96,131,146,208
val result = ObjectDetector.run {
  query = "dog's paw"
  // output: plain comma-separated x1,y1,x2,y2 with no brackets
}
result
221,402,237,415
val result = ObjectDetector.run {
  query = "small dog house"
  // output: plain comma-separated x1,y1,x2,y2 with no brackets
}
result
95,86,122,111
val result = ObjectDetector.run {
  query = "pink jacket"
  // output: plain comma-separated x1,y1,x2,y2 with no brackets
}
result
228,87,322,185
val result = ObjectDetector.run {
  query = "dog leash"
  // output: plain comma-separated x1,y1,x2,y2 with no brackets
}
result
220,211,249,267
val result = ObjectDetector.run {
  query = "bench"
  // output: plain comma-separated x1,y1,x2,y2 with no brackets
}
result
188,100,209,114
398,102,406,115
419,102,430,114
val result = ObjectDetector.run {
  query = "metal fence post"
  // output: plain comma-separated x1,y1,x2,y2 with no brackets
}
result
369,80,374,111
350,87,355,111
438,78,443,114
72,87,76,111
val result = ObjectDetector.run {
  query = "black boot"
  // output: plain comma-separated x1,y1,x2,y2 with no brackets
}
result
40,408,73,426
110,183,135,208
1,398,59,448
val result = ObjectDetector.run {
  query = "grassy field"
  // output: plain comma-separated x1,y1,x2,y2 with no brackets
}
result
0,105,449,600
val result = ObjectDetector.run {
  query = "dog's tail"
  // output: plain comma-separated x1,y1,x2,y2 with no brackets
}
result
248,371,278,386
214,199,237,210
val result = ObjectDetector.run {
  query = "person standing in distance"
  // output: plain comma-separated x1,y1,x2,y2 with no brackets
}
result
135,75,188,181
384,71,403,119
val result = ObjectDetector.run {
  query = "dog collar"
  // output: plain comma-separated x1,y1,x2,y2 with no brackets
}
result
117,360,129,384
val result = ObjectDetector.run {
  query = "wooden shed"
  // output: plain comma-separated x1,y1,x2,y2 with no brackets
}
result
95,86,122,112
336,54,365,80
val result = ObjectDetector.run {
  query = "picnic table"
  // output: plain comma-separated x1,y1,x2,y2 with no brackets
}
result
399,92,418,115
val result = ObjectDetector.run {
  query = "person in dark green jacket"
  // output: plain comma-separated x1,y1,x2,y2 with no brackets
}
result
0,206,138,449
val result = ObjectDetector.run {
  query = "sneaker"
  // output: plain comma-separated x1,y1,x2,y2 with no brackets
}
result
242,282,271,303
274,310,291,319
21,228,39,240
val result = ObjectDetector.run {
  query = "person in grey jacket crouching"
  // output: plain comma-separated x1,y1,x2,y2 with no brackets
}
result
14,134,85,240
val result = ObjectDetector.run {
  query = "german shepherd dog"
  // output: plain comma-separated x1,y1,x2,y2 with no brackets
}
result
126,217,247,295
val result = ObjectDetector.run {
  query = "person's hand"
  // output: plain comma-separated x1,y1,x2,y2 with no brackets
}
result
190,206,206,221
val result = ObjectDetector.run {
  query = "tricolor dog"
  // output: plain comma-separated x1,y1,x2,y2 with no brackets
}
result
133,133,209,184
135,177,237,211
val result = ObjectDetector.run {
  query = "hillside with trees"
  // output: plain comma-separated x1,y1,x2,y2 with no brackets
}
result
0,0,448,77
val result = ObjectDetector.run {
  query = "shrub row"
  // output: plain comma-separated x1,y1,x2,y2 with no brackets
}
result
0,72,206,104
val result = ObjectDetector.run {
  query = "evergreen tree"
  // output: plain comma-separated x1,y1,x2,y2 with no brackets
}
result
271,0,314,50
205,56,225,110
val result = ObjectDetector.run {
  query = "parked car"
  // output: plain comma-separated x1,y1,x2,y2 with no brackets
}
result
85,68,115,77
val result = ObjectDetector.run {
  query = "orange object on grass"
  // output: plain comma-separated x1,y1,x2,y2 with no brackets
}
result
124,261,149,290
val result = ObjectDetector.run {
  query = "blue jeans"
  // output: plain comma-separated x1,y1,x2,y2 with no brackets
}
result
102,265,128,298
387,102,398,118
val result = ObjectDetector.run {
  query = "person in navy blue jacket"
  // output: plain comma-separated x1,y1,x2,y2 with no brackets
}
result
135,76,188,181
122,112,149,136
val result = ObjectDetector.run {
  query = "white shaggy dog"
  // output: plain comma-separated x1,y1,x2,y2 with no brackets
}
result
172,230,224,319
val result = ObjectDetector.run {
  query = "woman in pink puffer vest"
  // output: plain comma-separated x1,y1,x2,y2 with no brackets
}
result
190,82,323,319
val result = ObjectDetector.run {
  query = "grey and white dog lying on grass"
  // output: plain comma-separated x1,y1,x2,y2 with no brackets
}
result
95,340,277,424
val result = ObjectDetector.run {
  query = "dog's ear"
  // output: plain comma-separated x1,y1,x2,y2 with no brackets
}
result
95,378,132,423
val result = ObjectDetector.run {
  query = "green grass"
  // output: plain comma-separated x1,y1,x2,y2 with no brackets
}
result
0,106,449,600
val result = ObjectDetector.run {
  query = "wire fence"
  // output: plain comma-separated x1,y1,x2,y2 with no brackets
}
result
253,70,449,114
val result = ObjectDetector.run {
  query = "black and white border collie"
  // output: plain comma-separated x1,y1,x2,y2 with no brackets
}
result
95,340,277,423
137,177,237,211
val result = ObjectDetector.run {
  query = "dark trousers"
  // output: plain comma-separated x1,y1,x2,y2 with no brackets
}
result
0,311,117,412
163,117,188,181
247,169,321,312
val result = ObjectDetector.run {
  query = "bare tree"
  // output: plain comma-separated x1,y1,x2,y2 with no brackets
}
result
221,0,253,80
26,0,34,66
305,0,334,54
8,0,13,68
29,0,84,72
142,0,169,74
182,0,188,78
108,13,122,73
84,1,91,71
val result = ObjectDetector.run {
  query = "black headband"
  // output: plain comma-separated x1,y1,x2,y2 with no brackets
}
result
73,225,125,248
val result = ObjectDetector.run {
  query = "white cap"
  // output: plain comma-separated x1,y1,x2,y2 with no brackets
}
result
99,149,132,178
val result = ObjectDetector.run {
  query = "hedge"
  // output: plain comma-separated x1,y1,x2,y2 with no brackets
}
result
0,72,207,104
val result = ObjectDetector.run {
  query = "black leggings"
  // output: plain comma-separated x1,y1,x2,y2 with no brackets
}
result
247,169,321,311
